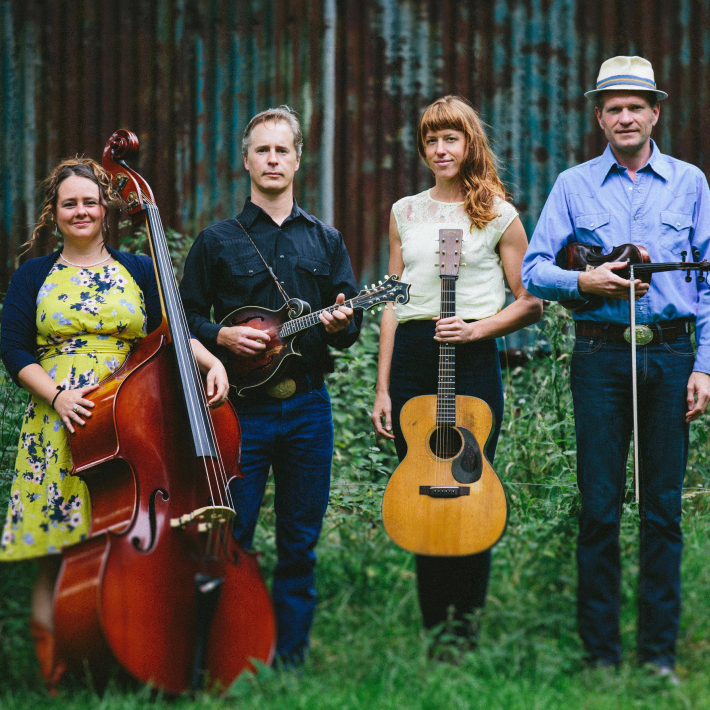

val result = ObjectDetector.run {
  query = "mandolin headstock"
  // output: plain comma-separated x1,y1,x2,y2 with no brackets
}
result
353,275,411,310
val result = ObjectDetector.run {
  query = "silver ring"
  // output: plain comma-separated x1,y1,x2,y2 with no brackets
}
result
72,404,79,413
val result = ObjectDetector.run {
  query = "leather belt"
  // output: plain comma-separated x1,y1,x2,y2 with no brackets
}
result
575,318,692,345
266,371,324,398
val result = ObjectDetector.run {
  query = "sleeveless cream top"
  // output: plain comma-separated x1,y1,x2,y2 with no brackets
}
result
392,190,518,322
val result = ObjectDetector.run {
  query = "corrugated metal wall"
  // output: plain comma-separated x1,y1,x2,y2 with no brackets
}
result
3,0,710,293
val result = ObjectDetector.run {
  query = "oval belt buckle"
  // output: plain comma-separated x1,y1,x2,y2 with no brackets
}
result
623,324,654,345
266,376,297,399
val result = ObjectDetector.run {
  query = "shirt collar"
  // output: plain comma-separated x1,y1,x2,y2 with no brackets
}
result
594,139,669,186
237,197,315,228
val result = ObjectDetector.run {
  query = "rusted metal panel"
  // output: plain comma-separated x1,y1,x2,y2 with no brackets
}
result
333,0,710,281
2,0,710,299
0,0,327,292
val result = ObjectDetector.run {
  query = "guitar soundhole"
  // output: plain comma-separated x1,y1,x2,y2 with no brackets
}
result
429,426,463,460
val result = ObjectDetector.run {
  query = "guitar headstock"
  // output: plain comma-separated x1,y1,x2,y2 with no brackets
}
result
439,229,463,277
353,275,411,310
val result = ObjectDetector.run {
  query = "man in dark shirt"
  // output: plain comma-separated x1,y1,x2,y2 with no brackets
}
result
180,107,362,666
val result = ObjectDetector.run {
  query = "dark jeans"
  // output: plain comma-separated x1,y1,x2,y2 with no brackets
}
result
570,334,694,667
389,320,504,636
229,382,334,665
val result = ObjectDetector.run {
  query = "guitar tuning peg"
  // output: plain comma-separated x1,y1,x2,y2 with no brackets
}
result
371,284,376,289
377,306,383,312
384,274,389,279
378,280,382,285
461,263,467,267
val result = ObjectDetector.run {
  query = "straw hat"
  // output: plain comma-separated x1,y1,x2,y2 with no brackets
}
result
584,56,667,101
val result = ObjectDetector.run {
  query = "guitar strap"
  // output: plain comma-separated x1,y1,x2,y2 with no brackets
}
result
234,217,292,306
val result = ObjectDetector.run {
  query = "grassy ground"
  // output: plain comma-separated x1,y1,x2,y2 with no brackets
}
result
1,307,709,709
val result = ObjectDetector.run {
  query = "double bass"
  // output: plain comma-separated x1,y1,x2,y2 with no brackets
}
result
52,130,275,694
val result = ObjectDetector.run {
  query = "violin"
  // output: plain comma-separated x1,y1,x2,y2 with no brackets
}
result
556,242,709,311
52,130,275,694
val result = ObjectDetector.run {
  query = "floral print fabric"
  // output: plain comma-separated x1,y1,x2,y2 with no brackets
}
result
0,261,147,560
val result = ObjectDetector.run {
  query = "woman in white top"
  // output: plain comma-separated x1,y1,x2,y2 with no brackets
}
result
371,96,541,651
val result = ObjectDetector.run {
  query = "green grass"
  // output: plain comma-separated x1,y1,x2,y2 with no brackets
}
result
1,306,709,709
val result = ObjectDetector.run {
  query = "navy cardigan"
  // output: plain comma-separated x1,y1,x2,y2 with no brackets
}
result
1,247,161,385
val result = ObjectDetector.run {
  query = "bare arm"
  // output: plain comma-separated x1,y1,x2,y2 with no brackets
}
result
190,339,229,408
371,211,404,439
434,217,543,343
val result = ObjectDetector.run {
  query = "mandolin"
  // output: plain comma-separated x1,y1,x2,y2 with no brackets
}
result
221,276,410,396
381,229,508,556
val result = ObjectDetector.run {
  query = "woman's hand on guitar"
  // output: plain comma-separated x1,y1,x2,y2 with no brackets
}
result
205,360,230,408
433,316,476,343
320,294,354,334
54,384,100,434
577,261,649,301
216,325,270,356
371,391,395,439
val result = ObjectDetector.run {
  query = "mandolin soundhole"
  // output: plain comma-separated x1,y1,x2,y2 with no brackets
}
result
428,426,463,460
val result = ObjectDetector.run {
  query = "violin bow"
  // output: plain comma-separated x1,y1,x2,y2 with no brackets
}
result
628,254,709,502
629,266,640,502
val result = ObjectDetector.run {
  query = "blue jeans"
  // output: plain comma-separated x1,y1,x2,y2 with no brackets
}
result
570,334,694,667
389,321,504,635
229,382,334,665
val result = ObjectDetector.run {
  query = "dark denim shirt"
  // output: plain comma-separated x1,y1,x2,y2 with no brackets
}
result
179,198,362,375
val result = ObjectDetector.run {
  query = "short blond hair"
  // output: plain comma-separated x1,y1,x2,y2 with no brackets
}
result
242,106,303,158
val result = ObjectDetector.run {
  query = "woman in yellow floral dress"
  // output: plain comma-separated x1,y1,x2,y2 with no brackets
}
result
0,158,229,690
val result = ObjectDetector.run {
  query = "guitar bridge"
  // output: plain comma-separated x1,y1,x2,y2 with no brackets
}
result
419,486,470,498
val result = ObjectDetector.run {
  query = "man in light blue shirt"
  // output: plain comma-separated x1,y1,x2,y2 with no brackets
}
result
522,56,710,678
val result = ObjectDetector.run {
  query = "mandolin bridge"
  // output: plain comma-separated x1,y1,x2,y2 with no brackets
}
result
419,486,470,498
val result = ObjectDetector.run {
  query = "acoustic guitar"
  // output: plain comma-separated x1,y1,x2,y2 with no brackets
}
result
382,229,507,556
220,276,410,397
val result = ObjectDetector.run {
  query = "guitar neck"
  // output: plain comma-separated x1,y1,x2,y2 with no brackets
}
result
279,299,356,337
437,276,457,426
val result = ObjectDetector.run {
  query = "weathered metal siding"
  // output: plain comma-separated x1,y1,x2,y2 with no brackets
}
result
335,0,710,278
2,0,710,294
1,0,328,288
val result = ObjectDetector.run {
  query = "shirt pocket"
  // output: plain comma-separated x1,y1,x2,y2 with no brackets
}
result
296,256,332,300
574,212,610,243
228,257,268,278
659,211,693,255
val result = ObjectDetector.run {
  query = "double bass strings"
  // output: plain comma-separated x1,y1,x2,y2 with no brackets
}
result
144,199,236,521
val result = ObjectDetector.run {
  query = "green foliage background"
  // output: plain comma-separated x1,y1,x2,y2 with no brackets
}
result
0,238,709,708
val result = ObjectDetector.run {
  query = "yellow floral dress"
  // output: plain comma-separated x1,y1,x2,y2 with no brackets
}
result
0,261,147,560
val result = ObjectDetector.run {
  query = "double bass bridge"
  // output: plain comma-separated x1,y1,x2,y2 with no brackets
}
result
170,505,235,533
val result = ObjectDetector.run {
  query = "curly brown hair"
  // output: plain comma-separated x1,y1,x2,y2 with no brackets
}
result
417,96,508,231
23,157,123,254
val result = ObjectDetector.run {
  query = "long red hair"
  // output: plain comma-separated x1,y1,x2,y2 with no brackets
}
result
417,96,507,231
